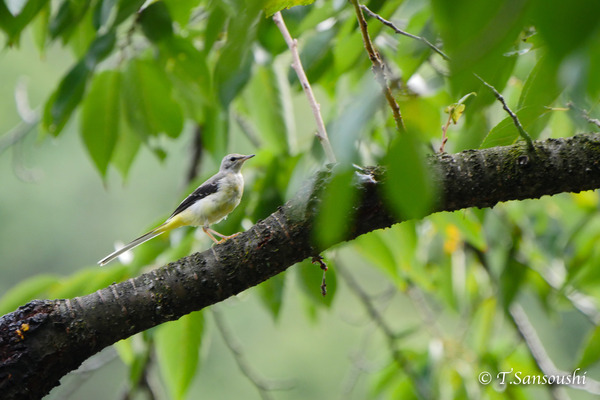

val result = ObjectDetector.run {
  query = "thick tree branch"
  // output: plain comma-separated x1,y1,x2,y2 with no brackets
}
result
2,133,600,399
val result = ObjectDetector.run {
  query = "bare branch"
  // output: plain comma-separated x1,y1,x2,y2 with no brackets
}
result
272,12,337,163
510,304,600,396
211,308,291,400
360,4,450,61
336,263,432,400
349,0,405,133
474,74,534,149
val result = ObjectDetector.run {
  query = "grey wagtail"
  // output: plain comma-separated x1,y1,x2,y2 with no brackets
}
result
98,153,254,266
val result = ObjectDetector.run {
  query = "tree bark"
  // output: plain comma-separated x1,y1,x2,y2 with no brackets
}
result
2,133,600,399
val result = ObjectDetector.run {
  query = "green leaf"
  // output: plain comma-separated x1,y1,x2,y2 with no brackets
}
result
67,7,96,58
202,103,228,157
111,107,142,180
249,154,298,222
480,106,551,149
160,35,212,118
155,311,204,400
354,231,399,280
49,0,91,42
263,0,315,17
518,53,561,111
294,27,336,84
213,2,261,107
469,297,497,354
163,0,199,26
0,274,59,316
431,0,528,95
313,167,358,249
43,60,91,136
42,31,116,136
138,1,173,43
499,255,527,311
0,0,48,44
47,265,128,299
113,336,136,366
214,47,253,108
577,325,600,369
122,58,184,138
431,211,487,252
203,3,227,54
258,272,286,319
532,0,600,60
328,77,382,163
80,70,121,177
390,6,434,81
384,131,436,220
31,1,50,53
243,64,289,153
114,0,145,26
92,0,117,30
84,30,117,68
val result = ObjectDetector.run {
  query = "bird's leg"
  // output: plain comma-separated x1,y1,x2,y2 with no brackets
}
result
203,227,240,244
202,226,221,243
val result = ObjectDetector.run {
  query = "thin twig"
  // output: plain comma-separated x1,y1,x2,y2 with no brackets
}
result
0,118,39,155
272,11,337,163
233,111,262,148
349,0,405,134
211,308,291,400
311,255,328,296
474,74,534,149
469,243,600,397
336,263,432,400
566,102,600,130
15,79,38,124
360,7,536,150
440,113,452,152
510,304,600,396
360,4,449,61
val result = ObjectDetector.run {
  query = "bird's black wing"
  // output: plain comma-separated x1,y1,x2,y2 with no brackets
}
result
169,178,220,218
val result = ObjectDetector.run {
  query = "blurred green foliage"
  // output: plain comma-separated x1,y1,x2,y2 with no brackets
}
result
2,0,600,399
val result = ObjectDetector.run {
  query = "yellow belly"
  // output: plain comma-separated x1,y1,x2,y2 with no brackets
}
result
173,175,243,227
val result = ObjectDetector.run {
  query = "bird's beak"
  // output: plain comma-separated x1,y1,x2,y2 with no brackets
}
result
242,154,255,161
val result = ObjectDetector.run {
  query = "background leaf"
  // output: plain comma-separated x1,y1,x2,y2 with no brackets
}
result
122,58,184,139
155,311,204,400
80,70,121,176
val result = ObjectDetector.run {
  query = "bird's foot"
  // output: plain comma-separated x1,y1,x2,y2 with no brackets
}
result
216,232,240,244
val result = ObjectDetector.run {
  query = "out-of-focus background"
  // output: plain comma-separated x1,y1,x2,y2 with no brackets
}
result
3,0,600,399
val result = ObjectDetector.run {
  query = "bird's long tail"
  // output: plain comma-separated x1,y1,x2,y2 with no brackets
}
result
98,218,183,266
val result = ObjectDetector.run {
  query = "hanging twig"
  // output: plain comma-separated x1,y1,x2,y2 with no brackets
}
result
272,11,337,163
349,0,405,134
311,255,328,296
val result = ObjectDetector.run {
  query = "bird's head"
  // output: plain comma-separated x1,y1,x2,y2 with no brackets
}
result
220,153,255,173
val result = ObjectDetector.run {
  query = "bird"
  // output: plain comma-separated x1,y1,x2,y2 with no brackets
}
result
98,153,255,266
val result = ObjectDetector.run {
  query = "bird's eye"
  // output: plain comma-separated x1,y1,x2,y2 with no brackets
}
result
229,156,236,162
